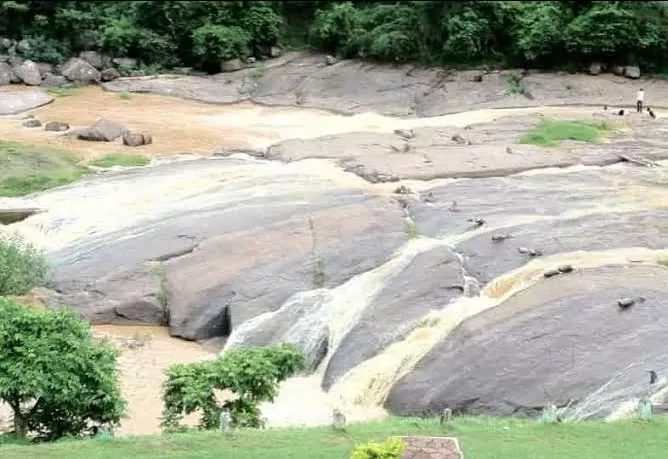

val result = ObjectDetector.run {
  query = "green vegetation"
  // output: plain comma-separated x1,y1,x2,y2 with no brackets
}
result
0,141,89,197
0,234,48,296
0,298,126,441
519,119,614,147
46,87,79,98
150,261,168,324
506,73,525,95
46,86,81,97
90,153,150,168
161,344,305,430
117,92,133,100
4,415,668,458
3,2,668,72
403,220,420,239
313,256,325,288
351,436,405,459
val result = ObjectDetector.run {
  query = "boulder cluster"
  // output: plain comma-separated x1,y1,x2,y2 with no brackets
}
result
0,38,138,88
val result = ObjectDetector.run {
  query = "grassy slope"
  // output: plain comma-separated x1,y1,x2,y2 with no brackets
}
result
3,416,668,459
0,141,90,197
519,119,614,147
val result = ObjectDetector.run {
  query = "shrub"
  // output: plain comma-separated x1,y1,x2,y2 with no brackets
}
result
161,344,305,430
309,2,362,54
0,234,48,296
0,299,126,440
350,437,406,459
192,24,251,69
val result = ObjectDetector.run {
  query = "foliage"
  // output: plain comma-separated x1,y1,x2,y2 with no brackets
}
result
161,344,305,430
350,437,405,459
0,299,126,440
519,119,614,147
3,1,668,72
0,234,48,295
192,24,251,69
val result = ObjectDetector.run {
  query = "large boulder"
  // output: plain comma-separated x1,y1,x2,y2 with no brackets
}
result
386,264,668,420
589,62,603,75
35,62,53,78
221,58,242,73
0,91,53,115
0,61,12,85
100,67,121,82
624,65,640,79
75,119,129,141
79,51,111,70
13,60,42,85
60,57,101,85
40,74,70,88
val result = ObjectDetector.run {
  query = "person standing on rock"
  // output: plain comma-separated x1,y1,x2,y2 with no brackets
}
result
637,88,644,113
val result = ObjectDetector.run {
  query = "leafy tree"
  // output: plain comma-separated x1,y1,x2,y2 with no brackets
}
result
513,2,571,63
564,3,639,59
309,2,362,54
0,298,126,440
192,24,251,69
161,344,305,430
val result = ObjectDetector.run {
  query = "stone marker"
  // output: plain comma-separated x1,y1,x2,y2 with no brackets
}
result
400,436,463,459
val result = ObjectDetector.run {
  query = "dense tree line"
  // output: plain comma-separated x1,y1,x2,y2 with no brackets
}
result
2,1,668,72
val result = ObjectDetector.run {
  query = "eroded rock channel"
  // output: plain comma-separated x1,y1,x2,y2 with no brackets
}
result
3,53,668,434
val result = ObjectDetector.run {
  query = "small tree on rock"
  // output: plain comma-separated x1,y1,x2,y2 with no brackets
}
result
0,298,126,441
161,344,305,430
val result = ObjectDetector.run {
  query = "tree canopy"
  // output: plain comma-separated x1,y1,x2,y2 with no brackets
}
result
2,1,668,72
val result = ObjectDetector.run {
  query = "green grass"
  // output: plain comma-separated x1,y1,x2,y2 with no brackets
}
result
403,220,420,239
117,92,133,101
0,141,90,196
46,87,80,98
519,119,614,147
252,65,266,79
90,154,150,168
3,416,668,459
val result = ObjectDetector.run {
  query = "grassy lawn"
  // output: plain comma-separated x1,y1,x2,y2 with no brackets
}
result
90,153,151,168
0,141,90,196
2,416,668,459
519,119,614,147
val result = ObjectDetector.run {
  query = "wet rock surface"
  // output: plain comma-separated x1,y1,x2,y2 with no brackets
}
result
322,246,465,389
6,59,668,426
42,158,407,341
386,265,668,419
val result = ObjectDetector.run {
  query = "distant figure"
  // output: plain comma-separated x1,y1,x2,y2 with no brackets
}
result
637,88,645,113
648,106,656,119
617,109,625,116
604,105,608,111
650,370,658,385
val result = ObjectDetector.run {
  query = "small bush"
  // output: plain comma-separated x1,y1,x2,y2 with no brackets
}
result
350,437,406,459
506,73,525,95
0,234,48,296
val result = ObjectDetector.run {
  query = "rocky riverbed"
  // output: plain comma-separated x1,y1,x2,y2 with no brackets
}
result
2,53,668,434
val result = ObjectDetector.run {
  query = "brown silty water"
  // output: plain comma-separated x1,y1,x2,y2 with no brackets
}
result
2,86,668,435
